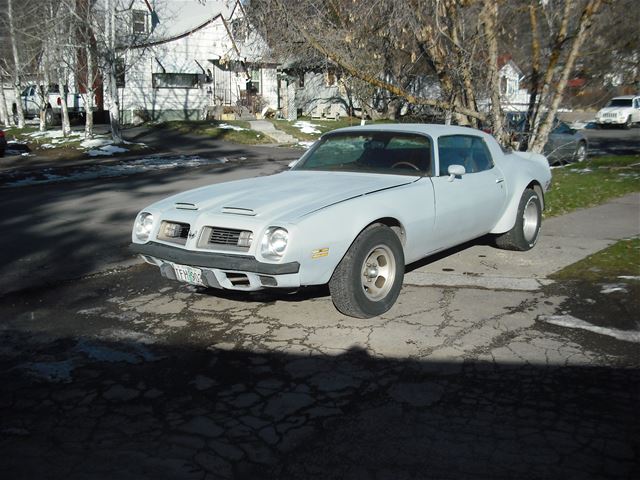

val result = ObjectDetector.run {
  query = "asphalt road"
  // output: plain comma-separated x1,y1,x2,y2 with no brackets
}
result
582,125,640,157
0,126,638,479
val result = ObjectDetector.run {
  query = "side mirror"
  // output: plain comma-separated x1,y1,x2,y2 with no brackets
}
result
447,164,465,182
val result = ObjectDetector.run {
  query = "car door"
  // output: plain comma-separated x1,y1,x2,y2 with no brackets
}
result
430,135,507,250
633,97,640,122
546,121,575,161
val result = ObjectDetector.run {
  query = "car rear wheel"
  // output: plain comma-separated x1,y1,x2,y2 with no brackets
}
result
494,189,541,251
329,224,404,318
573,141,587,162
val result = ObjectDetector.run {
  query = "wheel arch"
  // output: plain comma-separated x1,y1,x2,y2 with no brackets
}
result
491,180,544,234
363,217,407,247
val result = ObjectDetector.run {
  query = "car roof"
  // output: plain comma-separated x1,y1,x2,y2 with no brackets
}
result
325,123,492,140
611,95,639,100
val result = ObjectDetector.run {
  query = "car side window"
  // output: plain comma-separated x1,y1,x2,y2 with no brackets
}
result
438,135,494,175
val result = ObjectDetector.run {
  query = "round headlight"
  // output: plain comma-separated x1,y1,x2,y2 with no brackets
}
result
261,227,289,259
134,212,154,242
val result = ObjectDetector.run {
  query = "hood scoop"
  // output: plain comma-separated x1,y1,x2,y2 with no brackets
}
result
221,206,256,216
175,202,199,210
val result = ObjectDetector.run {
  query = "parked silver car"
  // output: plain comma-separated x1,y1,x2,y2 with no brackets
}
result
505,113,588,165
131,124,551,318
543,120,588,165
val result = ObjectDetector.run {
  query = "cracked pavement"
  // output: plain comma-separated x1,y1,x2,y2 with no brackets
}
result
1,262,638,479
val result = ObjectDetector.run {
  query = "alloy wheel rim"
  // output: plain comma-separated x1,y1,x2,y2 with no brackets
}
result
361,245,396,301
522,197,539,242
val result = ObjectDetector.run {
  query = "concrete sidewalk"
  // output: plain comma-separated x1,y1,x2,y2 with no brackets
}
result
405,192,640,290
249,120,299,144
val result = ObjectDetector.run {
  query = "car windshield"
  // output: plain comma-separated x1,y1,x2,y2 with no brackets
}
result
294,131,431,176
607,99,632,107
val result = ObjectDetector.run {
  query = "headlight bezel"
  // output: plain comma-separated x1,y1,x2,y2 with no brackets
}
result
260,226,289,260
134,212,154,242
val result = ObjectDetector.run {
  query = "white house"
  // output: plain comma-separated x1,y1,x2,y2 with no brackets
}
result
113,0,278,123
496,55,530,112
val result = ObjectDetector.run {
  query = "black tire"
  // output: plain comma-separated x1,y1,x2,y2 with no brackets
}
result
494,189,542,251
44,107,59,127
329,224,404,318
623,116,632,130
573,141,587,163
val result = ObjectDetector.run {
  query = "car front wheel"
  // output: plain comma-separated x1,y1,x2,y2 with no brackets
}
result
494,189,542,251
623,116,632,129
329,224,404,318
573,141,587,162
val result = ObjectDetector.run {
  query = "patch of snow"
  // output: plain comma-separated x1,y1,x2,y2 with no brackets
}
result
538,314,640,343
600,283,628,294
3,155,227,188
87,145,129,156
293,121,321,135
218,123,247,131
298,141,316,149
80,137,112,148
619,276,640,281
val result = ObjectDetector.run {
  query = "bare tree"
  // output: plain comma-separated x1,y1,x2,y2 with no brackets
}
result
250,0,611,151
6,0,25,128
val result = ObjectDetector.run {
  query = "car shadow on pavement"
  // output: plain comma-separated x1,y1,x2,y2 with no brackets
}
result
0,326,637,480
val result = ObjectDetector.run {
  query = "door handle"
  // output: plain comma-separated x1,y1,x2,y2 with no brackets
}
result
496,178,505,183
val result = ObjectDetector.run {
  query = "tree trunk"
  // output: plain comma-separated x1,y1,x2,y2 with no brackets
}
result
7,0,25,128
83,43,95,139
58,79,72,137
107,66,123,143
105,0,122,144
0,78,9,126
529,0,603,153
481,1,505,144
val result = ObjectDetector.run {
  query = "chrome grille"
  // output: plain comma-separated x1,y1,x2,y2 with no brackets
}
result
199,227,253,252
209,228,242,245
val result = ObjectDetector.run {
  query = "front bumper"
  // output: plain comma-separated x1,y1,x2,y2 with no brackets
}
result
130,242,301,291
596,117,626,125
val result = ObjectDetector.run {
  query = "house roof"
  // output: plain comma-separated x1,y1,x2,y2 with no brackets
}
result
141,0,241,44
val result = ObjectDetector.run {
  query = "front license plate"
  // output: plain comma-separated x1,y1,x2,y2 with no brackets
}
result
172,263,205,286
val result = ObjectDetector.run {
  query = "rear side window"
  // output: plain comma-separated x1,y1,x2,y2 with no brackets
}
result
438,135,494,175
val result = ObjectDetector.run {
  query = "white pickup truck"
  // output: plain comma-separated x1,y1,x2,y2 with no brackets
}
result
595,95,640,129
14,84,91,126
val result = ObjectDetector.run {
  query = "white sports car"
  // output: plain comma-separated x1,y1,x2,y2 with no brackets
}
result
131,124,552,318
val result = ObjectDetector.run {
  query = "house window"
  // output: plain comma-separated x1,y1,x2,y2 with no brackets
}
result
115,58,126,88
132,10,147,34
248,70,261,93
325,70,336,87
152,73,199,89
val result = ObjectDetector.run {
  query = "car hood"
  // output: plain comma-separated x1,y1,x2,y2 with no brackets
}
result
598,106,633,115
154,170,418,222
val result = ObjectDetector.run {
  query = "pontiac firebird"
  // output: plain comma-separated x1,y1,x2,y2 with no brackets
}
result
131,124,551,318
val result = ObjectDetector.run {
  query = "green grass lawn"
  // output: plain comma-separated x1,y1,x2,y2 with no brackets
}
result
551,237,640,281
269,117,391,141
155,120,274,145
544,155,640,217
